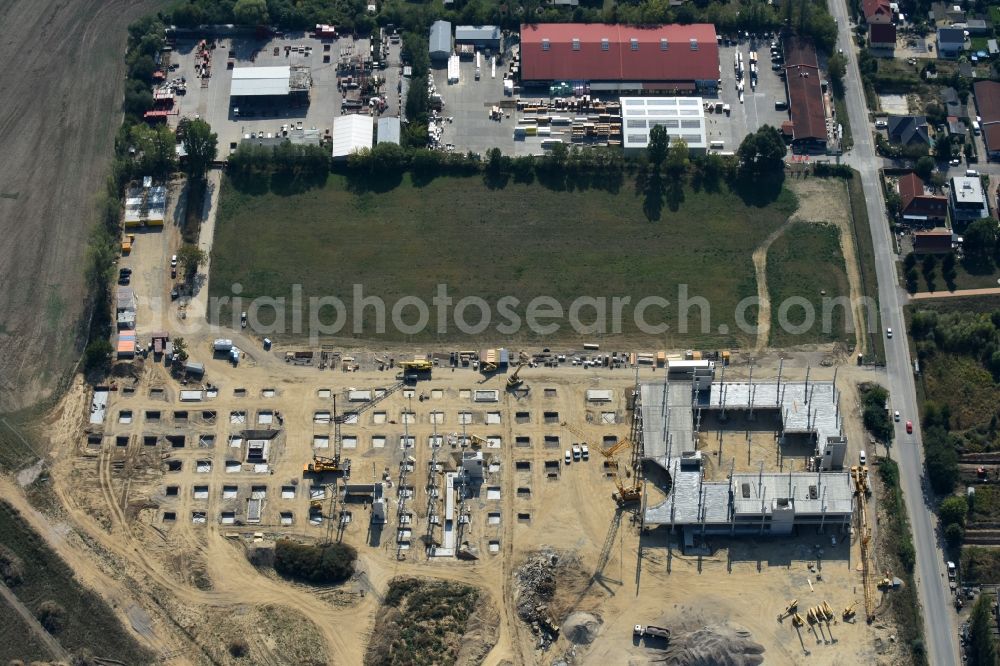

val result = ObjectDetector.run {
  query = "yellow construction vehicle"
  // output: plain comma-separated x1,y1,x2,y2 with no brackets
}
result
121,233,135,254
600,438,632,460
777,599,798,621
467,434,488,449
599,438,641,504
398,359,433,373
842,602,858,620
791,613,805,627
303,455,351,475
506,362,526,389
821,601,834,621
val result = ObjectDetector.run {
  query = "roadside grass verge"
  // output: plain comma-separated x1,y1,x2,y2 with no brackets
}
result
211,173,803,347
845,171,884,363
833,95,853,151
877,458,928,665
0,500,152,662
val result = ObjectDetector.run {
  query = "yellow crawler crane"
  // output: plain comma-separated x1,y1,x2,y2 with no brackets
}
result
852,465,877,622
843,602,858,620
777,599,798,621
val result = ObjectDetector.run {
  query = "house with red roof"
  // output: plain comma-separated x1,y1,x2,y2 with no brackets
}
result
898,172,948,226
862,0,893,24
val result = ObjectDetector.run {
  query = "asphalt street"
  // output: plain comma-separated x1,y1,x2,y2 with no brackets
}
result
828,1,962,663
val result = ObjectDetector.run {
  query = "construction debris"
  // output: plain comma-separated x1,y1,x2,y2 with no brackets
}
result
515,549,564,650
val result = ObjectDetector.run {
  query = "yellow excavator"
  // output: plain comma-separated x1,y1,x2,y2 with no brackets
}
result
303,455,350,475
842,602,858,620
506,362,526,389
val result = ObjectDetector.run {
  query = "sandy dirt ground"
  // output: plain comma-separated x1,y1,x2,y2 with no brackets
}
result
752,178,867,355
0,0,166,411
1,338,911,665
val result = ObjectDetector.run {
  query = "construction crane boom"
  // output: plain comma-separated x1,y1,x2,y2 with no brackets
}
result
852,465,877,622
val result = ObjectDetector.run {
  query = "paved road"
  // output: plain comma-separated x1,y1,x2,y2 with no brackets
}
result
828,2,961,664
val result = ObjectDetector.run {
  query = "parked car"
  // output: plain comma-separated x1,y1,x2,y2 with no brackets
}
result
565,450,572,464
170,254,178,268
906,420,913,434
572,444,582,460
581,444,589,460
860,450,867,465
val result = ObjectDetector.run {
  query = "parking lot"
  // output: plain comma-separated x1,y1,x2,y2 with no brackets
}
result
167,33,403,155
712,41,793,153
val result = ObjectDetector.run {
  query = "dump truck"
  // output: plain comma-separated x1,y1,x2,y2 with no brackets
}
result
633,625,670,641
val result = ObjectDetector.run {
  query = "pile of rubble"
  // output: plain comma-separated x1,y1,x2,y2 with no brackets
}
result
515,549,562,650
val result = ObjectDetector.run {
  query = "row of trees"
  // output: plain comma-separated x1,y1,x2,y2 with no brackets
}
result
860,383,894,444
162,0,839,52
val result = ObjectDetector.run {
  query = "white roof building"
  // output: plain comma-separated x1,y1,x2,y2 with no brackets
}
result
331,114,374,160
231,66,291,96
620,97,708,155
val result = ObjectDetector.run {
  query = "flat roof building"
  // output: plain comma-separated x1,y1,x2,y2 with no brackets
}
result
124,183,166,227
230,65,311,99
950,176,989,223
331,114,374,160
620,97,707,155
430,20,452,62
638,368,854,536
519,23,720,93
782,37,828,152
455,25,500,49
377,116,401,145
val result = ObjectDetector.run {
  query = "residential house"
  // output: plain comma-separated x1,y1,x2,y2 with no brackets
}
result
869,23,896,52
973,80,1000,161
887,115,931,146
863,0,893,24
942,87,967,119
937,28,965,59
946,116,968,142
949,176,989,224
913,228,955,254
898,172,948,225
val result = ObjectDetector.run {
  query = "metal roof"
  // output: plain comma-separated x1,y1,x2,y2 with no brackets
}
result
430,20,451,57
455,25,500,42
519,23,719,84
377,116,401,145
331,114,373,159
231,66,291,96
621,97,707,150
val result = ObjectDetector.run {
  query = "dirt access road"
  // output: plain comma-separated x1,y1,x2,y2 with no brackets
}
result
0,0,164,411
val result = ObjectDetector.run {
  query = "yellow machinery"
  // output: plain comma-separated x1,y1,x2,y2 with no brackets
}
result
843,602,858,620
852,465,877,622
600,438,641,505
777,599,798,621
506,362,526,389
399,359,433,373
791,613,805,627
121,233,135,254
303,455,350,475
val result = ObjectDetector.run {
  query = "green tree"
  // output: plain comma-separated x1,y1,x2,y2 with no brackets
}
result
83,338,113,374
965,218,999,271
968,593,998,666
827,53,847,97
179,118,217,180
939,494,968,527
665,137,689,177
172,337,188,363
177,244,208,281
914,155,935,181
738,125,787,177
370,142,406,174
647,125,670,169
934,135,953,162
274,539,356,584
233,0,269,25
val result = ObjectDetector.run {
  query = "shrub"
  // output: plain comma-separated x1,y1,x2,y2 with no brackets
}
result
0,545,24,586
273,539,356,584
36,600,66,634
940,495,969,527
228,638,249,658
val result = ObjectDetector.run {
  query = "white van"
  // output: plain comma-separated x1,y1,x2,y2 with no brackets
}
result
859,450,867,465
973,120,981,135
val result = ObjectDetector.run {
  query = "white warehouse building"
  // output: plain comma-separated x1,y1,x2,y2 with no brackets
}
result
621,97,708,156
331,114,374,161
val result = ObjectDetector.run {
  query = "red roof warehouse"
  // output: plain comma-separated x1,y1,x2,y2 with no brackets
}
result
782,37,828,152
519,23,720,92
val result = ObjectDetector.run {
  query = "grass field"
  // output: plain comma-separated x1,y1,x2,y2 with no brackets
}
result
211,174,805,347
907,259,1000,293
766,221,851,348
0,601,50,662
0,500,152,663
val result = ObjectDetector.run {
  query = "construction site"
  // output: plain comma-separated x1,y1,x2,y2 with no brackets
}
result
19,329,906,664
